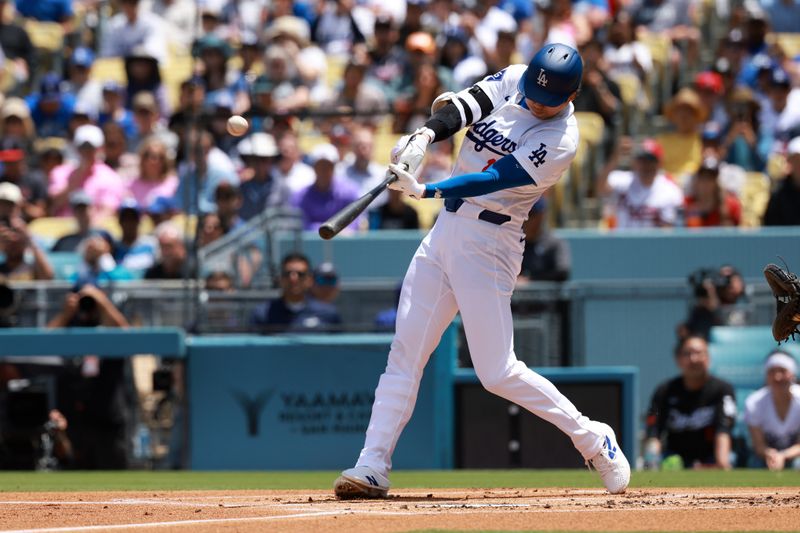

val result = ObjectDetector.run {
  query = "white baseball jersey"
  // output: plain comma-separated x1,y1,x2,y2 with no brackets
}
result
743,385,800,451
607,170,684,228
451,64,580,227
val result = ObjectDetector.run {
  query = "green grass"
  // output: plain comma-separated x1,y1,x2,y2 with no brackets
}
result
0,469,798,492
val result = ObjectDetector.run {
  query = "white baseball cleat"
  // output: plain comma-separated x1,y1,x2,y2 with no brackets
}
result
586,422,630,494
333,466,390,499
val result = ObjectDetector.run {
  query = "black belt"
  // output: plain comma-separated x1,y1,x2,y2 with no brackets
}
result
444,198,511,225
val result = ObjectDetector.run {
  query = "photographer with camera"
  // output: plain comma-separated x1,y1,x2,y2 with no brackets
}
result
47,285,131,469
681,265,748,340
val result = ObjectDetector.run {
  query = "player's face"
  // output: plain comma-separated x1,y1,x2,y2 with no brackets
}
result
525,94,575,120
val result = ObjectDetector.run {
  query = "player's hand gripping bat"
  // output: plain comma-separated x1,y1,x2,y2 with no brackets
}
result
318,164,408,240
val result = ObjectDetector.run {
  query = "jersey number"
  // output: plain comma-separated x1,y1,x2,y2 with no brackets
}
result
481,159,497,171
528,143,547,168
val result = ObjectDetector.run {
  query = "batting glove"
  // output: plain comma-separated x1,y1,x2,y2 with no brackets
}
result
390,127,434,178
387,163,425,200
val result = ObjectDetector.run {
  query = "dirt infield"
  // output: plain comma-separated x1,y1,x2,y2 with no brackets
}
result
0,487,798,532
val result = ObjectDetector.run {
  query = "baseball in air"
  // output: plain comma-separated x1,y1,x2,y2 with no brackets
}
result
226,115,249,136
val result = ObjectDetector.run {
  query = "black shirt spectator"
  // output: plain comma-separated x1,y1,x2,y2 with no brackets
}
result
250,253,341,332
763,138,800,226
370,189,420,230
645,335,736,469
0,139,47,221
144,223,191,280
519,199,570,283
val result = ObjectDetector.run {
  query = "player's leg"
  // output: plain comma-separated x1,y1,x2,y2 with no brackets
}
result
448,227,629,492
336,234,458,498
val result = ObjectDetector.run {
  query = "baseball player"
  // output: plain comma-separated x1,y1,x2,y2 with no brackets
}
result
334,44,630,498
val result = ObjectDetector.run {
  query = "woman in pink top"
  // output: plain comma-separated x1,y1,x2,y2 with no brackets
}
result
128,137,178,208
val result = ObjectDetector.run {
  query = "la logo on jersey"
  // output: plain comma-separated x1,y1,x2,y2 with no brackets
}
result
537,68,548,87
528,143,548,168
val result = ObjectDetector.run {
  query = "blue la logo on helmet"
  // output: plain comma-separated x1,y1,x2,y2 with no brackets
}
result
519,43,583,107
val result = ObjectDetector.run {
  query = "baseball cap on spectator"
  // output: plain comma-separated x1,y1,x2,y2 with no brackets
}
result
71,46,95,68
264,16,311,48
0,139,25,163
73,124,105,149
147,196,177,215
0,182,22,205
407,0,431,6
193,34,232,60
102,80,125,94
69,189,93,208
238,132,279,158
701,122,723,143
240,30,262,49
39,73,62,102
634,138,663,161
769,69,791,88
118,198,141,216
764,350,797,375
788,137,800,156
406,32,436,55
133,91,159,114
313,262,338,287
308,143,340,165
694,71,723,95
72,99,98,121
374,15,395,30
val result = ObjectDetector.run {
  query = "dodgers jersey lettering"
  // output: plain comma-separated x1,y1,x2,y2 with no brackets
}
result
451,64,580,226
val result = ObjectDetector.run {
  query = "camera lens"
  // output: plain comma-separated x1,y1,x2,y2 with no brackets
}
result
78,294,97,313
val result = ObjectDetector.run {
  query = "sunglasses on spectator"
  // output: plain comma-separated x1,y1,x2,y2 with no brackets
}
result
282,269,309,278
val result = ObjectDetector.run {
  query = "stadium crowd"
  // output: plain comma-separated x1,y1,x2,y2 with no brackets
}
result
0,0,798,470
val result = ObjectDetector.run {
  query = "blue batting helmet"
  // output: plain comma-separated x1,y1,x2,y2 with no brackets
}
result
518,43,583,107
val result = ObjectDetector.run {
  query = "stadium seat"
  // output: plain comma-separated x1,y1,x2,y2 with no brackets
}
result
23,19,64,51
91,57,127,84
29,217,75,241
739,172,771,227
770,33,800,59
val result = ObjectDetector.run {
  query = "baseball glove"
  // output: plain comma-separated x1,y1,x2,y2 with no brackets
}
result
763,263,800,343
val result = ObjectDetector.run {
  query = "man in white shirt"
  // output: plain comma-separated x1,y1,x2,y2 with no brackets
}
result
597,137,684,228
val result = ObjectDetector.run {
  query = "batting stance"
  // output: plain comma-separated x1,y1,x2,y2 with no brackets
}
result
334,44,630,497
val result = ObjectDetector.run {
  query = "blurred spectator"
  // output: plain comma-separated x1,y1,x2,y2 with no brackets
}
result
310,262,340,305
597,137,684,228
311,0,365,55
0,139,46,221
70,234,133,287
438,27,487,90
131,92,178,154
274,130,315,194
657,88,706,181
0,97,35,150
152,0,198,50
100,0,167,64
573,39,622,156
196,212,223,248
98,82,137,141
0,0,33,87
694,71,728,130
14,0,72,23
366,15,406,99
763,136,800,226
745,350,800,470
645,335,736,470
291,143,361,232
261,44,310,114
369,189,420,230
374,283,402,332
113,199,157,273
194,34,246,115
698,123,747,197
174,129,238,214
48,124,125,219
533,0,589,49
237,133,291,220
167,77,206,142
265,16,329,107
518,198,570,283
325,59,388,128
632,0,700,69
760,69,800,149
419,136,455,183
603,11,653,83
340,126,384,197
721,87,768,172
0,209,54,281
144,223,190,280
145,196,177,226
51,190,113,253
124,48,169,116
213,182,244,232
250,252,341,332
399,0,427,43
101,122,139,182
205,270,234,292
128,137,178,208
64,47,102,116
25,73,75,138
394,61,446,133
47,284,130,470
682,265,748,339
203,92,241,155
683,157,741,227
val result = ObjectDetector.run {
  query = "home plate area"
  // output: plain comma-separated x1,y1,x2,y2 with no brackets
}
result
0,488,798,532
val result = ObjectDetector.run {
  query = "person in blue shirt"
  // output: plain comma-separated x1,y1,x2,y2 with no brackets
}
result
15,0,73,23
250,253,341,333
25,73,75,138
113,199,157,274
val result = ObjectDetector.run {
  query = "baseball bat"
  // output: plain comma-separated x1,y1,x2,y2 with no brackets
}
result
318,164,406,240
